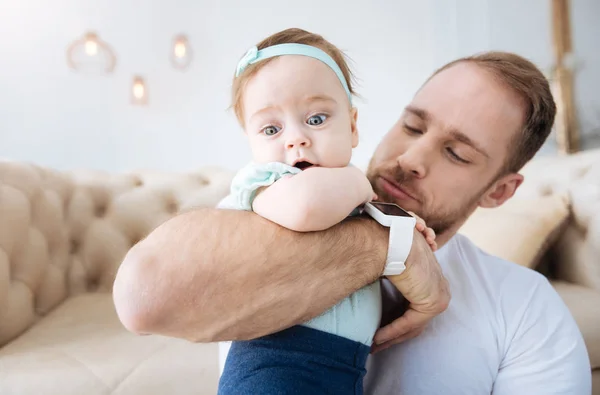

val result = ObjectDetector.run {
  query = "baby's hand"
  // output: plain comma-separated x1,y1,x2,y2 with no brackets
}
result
408,211,437,251
349,167,376,204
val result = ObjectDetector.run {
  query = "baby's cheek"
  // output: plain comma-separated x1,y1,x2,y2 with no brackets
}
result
249,140,281,163
324,144,354,167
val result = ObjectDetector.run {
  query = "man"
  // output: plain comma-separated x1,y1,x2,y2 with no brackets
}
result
113,51,591,394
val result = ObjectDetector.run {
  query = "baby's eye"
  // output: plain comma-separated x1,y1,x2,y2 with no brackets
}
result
307,114,327,126
262,125,281,136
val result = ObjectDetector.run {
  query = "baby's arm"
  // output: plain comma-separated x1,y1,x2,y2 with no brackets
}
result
252,166,373,232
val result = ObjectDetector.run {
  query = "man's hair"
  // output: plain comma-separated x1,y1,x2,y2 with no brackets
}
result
432,52,556,173
231,28,356,125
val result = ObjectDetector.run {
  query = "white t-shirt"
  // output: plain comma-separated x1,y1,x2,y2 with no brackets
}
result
219,234,592,394
364,234,591,394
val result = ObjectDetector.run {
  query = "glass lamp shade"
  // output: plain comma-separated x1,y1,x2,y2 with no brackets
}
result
170,34,192,70
67,32,116,74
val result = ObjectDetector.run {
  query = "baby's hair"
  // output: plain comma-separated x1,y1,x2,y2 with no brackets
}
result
231,28,356,126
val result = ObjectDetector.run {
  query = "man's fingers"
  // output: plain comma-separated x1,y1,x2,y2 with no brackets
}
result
371,308,433,354
408,211,425,224
425,228,436,241
408,211,431,237
371,327,424,354
373,308,432,345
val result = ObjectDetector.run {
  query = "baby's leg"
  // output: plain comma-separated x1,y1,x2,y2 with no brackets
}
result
218,282,382,395
218,325,371,395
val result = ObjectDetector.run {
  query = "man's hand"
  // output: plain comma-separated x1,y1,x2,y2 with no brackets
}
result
371,228,451,353
409,211,437,251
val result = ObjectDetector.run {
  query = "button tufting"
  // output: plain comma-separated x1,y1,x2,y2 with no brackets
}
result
95,204,107,217
70,239,80,254
165,200,179,214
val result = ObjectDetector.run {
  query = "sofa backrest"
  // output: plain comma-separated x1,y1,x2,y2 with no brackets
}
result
0,160,233,346
516,149,600,290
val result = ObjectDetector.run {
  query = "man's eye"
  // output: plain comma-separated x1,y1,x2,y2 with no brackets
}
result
307,114,327,126
447,148,469,164
262,126,280,136
404,124,422,135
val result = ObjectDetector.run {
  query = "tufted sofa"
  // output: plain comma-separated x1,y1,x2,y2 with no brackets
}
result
0,161,233,394
0,149,599,395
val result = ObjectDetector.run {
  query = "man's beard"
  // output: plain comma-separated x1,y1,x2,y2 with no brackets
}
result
366,160,483,236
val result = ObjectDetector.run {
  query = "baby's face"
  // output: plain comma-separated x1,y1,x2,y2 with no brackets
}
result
241,55,358,170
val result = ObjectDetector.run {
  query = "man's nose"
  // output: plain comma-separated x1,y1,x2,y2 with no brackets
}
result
285,128,311,150
396,141,430,179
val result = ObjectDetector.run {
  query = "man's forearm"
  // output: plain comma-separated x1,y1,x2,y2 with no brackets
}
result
113,208,388,343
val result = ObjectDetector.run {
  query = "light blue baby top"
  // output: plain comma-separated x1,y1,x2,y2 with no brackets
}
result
218,161,382,346
218,162,302,211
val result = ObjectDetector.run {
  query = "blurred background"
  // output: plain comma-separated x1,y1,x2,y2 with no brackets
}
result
1,3,600,393
1,0,598,172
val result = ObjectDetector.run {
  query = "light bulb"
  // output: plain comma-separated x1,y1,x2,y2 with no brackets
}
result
133,83,144,99
131,76,148,105
85,40,98,56
174,41,187,58
170,34,192,70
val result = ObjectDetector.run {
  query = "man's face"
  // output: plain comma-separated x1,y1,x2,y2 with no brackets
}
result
367,62,525,240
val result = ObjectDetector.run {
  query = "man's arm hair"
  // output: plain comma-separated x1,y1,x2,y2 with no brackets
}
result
113,208,388,343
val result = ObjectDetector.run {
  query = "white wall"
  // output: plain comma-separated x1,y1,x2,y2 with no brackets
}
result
0,0,598,173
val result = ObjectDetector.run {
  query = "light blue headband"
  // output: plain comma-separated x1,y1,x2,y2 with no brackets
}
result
235,43,353,104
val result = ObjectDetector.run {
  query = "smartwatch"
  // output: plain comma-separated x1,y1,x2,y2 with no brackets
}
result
363,202,416,276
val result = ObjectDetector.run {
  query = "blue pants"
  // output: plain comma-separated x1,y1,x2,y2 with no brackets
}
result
218,325,370,395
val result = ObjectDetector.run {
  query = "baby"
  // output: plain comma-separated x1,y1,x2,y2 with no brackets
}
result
217,28,436,395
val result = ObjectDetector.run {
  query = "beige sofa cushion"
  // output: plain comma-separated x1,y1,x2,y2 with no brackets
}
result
516,151,600,291
552,160,600,291
0,293,219,395
516,149,600,199
458,194,570,268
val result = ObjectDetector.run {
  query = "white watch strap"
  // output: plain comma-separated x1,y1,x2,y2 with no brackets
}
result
382,217,415,276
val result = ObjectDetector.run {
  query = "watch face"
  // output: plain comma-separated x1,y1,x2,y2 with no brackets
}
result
371,202,412,217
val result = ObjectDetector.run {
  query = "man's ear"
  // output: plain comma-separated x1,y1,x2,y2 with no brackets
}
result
350,107,359,148
478,173,524,208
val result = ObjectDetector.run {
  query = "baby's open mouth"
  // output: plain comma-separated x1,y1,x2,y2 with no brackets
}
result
294,161,315,170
